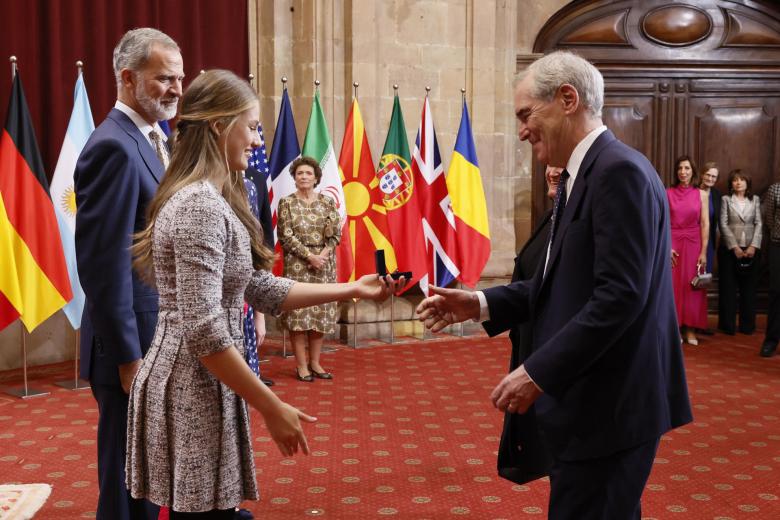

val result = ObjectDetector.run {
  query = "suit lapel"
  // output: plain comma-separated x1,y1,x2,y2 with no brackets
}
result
517,211,552,260
108,108,165,183
538,130,616,293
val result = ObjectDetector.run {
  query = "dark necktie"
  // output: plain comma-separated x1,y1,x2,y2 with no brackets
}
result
148,130,169,168
548,169,570,250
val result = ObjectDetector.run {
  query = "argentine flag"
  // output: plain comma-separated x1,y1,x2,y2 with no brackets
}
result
50,72,94,329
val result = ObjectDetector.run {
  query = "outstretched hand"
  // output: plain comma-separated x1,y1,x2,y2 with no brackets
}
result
415,286,480,332
265,402,317,457
353,273,407,301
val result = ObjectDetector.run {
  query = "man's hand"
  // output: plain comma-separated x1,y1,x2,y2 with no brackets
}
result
415,286,480,332
118,359,141,394
490,364,543,414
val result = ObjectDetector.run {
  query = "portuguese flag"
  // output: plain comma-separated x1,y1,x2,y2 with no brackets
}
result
376,93,426,293
0,73,72,332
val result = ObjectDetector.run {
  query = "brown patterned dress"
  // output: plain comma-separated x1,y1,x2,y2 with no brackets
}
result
277,193,341,333
126,181,294,512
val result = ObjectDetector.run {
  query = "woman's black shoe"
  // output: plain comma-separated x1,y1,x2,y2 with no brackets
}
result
760,341,777,358
296,368,314,382
309,365,333,379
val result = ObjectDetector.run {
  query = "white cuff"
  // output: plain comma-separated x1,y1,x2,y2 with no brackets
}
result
474,290,490,322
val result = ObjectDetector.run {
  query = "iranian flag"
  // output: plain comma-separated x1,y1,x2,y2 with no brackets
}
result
302,90,351,282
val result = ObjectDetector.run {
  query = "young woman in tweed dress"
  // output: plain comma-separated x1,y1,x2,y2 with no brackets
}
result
129,70,403,518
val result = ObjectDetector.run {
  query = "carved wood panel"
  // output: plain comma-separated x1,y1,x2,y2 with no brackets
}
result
527,0,780,309
690,98,779,195
602,96,655,166
527,0,780,222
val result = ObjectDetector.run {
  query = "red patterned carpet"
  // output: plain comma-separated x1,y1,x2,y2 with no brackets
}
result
1,331,779,519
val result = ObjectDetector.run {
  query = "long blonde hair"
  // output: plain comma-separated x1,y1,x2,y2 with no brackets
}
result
133,69,274,284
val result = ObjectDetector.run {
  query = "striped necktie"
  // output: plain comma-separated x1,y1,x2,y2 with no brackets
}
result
548,169,570,249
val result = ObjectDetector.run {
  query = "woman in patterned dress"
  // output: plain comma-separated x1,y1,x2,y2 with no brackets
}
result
128,70,402,518
277,156,341,382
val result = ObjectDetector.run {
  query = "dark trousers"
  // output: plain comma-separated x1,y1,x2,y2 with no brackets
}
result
717,247,760,334
547,437,660,520
91,384,159,520
170,509,235,519
766,242,780,344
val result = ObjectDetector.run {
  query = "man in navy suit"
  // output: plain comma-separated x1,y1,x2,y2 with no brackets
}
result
417,51,692,519
75,28,183,520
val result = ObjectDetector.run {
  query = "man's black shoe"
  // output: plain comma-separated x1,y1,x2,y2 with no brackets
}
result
236,508,254,519
260,377,275,387
760,341,777,358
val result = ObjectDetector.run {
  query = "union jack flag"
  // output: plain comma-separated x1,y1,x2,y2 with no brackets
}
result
412,96,460,295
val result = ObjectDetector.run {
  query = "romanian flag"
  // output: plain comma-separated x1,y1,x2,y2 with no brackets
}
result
338,99,396,281
0,73,72,332
377,93,426,293
446,99,490,287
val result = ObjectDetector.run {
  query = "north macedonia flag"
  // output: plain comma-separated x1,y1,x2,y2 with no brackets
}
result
337,99,397,281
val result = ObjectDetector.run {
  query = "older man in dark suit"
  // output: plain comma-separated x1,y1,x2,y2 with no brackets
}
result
417,51,692,519
75,28,183,520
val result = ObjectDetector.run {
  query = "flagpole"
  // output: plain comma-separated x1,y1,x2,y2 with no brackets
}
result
5,56,48,399
456,86,467,339
390,293,395,344
53,60,91,392
56,329,89,390
6,326,49,399
352,299,358,349
353,81,358,100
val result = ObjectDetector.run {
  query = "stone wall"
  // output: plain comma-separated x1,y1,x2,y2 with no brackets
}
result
0,0,570,369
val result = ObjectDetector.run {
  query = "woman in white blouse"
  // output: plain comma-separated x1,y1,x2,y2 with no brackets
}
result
718,170,763,335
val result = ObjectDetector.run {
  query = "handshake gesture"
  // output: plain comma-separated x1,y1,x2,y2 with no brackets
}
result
415,285,543,414
415,286,481,332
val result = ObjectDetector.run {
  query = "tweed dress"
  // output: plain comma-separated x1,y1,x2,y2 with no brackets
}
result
126,181,293,512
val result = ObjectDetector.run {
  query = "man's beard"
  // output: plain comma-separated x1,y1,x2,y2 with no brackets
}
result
135,82,178,122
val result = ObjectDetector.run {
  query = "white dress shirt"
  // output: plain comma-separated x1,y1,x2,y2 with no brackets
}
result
476,125,608,322
114,100,167,149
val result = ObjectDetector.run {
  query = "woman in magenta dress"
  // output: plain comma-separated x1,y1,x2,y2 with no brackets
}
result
667,155,710,345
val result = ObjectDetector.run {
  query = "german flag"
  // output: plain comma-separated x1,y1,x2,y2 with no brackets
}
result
0,73,72,332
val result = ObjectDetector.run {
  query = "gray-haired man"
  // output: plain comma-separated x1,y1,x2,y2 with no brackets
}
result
75,28,183,520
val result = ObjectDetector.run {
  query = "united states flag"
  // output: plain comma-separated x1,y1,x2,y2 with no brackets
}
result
247,125,275,243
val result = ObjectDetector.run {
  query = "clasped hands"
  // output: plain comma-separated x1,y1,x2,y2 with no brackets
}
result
415,286,542,414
